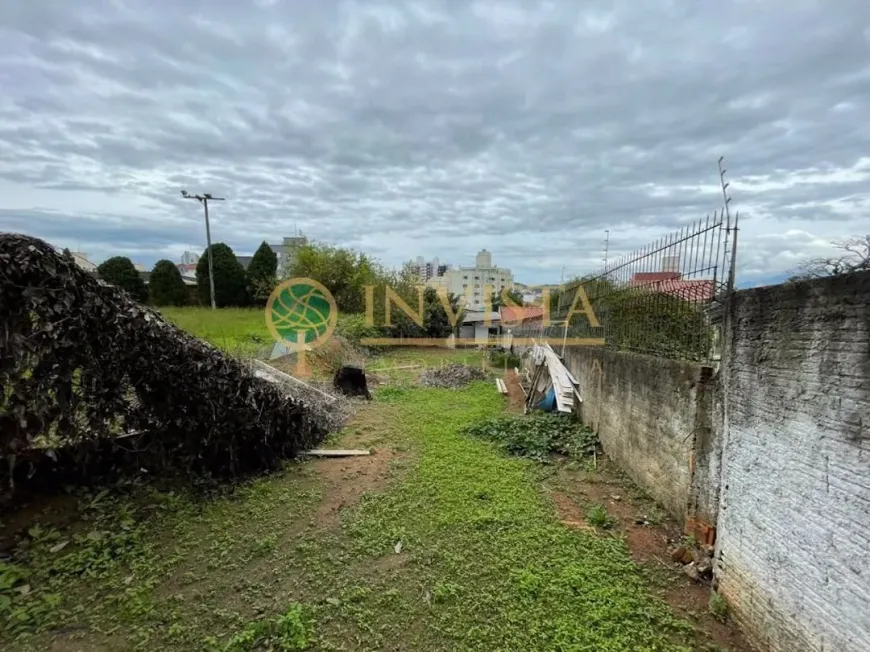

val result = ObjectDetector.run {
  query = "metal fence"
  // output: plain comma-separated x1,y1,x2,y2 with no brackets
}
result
517,208,738,363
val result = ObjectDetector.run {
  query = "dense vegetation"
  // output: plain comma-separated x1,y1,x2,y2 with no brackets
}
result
548,276,712,361
463,413,599,462
196,243,249,307
96,256,148,303
289,242,464,339
148,259,188,306
246,241,278,305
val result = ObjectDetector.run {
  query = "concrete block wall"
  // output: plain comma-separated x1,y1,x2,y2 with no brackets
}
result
550,345,710,522
715,271,870,652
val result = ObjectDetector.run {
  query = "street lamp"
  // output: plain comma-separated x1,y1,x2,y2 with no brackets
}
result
181,190,225,310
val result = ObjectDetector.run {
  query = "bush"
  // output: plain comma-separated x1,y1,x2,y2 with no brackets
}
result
196,243,248,307
96,256,148,303
336,313,385,348
246,241,278,305
148,260,188,306
462,414,598,462
488,350,521,369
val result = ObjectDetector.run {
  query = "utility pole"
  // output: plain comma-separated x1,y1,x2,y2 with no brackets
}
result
181,190,225,310
604,230,610,270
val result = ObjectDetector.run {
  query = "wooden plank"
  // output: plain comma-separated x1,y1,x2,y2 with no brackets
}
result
366,364,421,372
304,449,371,457
252,360,338,402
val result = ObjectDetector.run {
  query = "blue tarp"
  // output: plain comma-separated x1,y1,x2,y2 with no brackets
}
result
537,387,557,412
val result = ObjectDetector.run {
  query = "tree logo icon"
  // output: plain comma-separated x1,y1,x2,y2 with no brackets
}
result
265,278,337,352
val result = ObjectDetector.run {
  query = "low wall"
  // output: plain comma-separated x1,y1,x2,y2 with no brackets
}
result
714,271,870,652
553,345,712,522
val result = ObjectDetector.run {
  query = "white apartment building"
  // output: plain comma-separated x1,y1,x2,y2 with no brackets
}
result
428,249,513,310
408,256,449,282
269,235,308,277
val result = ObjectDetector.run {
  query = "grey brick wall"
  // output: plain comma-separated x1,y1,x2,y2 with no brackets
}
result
716,271,870,652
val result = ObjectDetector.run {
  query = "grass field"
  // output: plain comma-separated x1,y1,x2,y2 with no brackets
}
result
0,348,749,651
159,307,269,355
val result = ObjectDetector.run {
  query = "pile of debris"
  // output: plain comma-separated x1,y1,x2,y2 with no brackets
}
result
0,234,330,490
250,360,357,433
520,342,581,413
419,363,486,388
670,543,715,582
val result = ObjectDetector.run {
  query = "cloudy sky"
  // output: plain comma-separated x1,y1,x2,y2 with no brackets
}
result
1,0,868,286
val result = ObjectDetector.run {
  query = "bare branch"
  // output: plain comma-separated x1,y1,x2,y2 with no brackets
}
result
792,235,870,279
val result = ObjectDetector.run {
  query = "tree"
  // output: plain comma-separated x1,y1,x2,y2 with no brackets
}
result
489,287,524,310
289,243,380,313
383,287,463,339
196,243,248,307
791,235,870,280
246,241,278,305
423,287,463,337
97,256,148,303
149,260,188,306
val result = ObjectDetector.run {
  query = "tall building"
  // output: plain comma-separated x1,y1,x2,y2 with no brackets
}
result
269,235,308,277
408,256,449,282
428,249,513,310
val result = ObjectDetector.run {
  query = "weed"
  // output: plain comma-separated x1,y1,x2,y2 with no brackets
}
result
462,413,599,462
250,535,277,557
586,504,616,529
488,349,521,369
682,534,699,550
224,604,313,651
431,581,462,604
708,593,729,623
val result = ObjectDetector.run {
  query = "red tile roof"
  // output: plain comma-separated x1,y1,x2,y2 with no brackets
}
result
630,276,715,302
500,305,544,324
631,271,681,283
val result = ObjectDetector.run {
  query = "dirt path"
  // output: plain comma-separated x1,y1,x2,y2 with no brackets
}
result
310,407,404,526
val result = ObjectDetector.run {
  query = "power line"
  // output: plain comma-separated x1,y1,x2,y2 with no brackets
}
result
181,190,225,310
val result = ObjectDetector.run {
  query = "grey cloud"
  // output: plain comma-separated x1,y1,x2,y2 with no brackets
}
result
0,0,868,284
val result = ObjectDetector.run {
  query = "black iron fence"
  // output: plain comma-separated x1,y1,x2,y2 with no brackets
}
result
516,208,738,363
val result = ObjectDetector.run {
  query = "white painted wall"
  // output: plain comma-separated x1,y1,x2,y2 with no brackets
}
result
716,274,870,652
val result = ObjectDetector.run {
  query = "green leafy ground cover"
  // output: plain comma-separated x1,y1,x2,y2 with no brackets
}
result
2,348,731,651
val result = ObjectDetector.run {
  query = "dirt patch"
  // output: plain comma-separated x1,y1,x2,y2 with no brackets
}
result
312,405,408,527
551,491,594,531
312,447,397,527
0,493,81,553
503,369,526,413
548,459,754,652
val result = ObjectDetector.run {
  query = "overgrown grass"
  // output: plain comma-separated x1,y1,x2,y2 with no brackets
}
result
334,383,695,650
3,351,702,651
